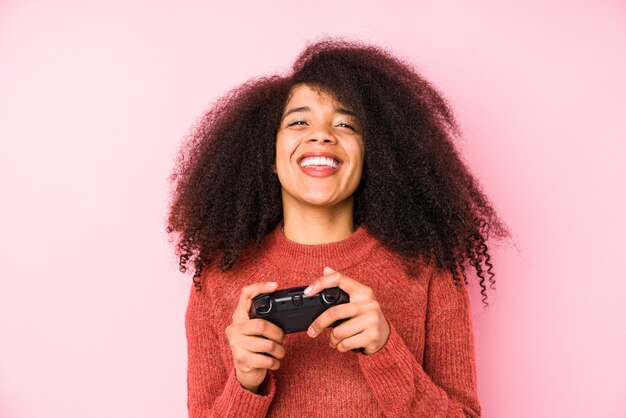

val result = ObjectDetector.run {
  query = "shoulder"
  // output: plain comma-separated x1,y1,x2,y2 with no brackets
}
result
424,262,473,320
367,244,469,311
188,247,277,321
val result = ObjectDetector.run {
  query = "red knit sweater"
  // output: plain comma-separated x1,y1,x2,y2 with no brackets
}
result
185,224,481,417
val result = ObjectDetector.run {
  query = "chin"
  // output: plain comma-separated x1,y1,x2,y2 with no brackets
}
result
300,190,356,209
282,186,354,209
301,195,339,207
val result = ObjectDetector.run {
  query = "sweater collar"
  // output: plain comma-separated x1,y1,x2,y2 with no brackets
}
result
262,222,379,273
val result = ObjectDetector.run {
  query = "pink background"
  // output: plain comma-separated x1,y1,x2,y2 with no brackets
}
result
1,1,625,417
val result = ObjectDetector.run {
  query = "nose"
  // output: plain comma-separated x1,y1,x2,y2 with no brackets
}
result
306,126,337,145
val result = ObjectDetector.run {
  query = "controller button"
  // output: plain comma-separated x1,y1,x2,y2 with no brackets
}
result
292,294,303,306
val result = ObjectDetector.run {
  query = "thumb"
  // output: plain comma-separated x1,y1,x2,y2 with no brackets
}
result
323,266,336,275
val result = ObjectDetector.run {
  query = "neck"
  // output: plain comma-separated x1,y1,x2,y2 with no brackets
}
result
282,198,355,245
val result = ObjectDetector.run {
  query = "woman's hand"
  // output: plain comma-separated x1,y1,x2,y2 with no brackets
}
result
305,267,390,355
225,281,286,393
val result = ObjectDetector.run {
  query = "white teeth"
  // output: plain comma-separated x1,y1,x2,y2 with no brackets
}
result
299,156,339,168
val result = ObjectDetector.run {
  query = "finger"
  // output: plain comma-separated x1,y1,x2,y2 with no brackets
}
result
307,302,362,338
303,270,345,297
328,315,369,347
304,270,371,300
233,281,278,322
331,332,370,353
236,351,281,372
237,335,286,359
240,319,285,343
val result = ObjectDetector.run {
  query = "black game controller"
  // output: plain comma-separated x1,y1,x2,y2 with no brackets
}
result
249,286,350,334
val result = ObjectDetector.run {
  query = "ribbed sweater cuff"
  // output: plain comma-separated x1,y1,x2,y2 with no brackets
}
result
217,369,275,417
357,321,448,415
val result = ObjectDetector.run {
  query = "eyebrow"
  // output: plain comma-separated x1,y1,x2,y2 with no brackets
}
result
281,106,358,121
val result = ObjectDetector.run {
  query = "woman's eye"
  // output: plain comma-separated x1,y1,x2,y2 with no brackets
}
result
336,122,356,130
287,120,308,127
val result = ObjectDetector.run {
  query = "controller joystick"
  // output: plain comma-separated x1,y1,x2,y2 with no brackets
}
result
322,287,341,304
253,295,272,315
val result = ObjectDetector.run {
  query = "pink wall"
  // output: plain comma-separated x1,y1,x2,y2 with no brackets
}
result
1,1,624,417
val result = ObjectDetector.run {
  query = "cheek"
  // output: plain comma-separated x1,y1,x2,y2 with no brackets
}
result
349,142,365,187
350,167,364,190
274,134,296,179
274,135,287,164
348,140,365,170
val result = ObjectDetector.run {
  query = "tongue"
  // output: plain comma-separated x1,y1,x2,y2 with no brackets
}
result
300,164,336,177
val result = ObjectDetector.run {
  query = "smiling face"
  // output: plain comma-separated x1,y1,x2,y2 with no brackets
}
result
275,83,365,211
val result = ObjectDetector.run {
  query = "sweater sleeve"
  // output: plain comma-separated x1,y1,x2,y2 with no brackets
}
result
357,269,481,417
185,282,276,417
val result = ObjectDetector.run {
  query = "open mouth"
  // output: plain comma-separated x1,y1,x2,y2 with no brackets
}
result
298,156,341,169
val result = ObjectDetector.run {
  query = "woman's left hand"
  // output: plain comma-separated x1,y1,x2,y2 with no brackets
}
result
304,267,390,355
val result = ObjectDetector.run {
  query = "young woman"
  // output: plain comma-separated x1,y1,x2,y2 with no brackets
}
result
167,39,509,417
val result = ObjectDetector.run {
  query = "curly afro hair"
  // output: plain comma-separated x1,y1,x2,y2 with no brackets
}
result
166,39,510,306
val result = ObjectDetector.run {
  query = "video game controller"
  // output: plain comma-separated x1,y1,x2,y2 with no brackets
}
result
249,286,350,334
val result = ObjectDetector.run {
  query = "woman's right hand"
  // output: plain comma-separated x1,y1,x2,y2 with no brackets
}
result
225,281,286,393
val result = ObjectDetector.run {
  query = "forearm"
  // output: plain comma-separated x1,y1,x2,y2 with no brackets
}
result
186,282,276,417
188,368,275,418
358,322,481,418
